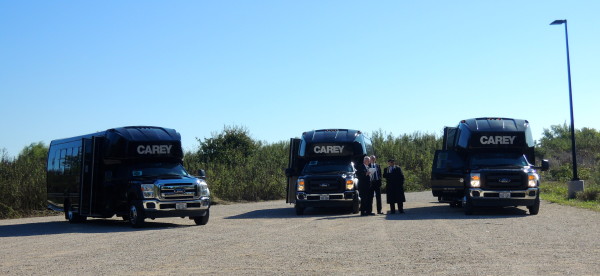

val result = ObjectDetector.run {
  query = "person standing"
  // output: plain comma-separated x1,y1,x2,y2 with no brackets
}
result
370,155,383,214
383,159,406,214
356,156,374,216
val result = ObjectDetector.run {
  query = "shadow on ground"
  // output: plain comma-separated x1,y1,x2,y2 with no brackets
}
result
225,202,531,221
0,217,195,238
383,202,530,221
224,206,356,220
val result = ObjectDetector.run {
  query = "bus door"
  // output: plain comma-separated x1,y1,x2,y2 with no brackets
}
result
431,150,465,201
285,138,302,204
80,137,103,216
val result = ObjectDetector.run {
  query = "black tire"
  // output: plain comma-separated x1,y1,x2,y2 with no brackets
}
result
128,200,145,228
528,195,540,215
351,195,360,214
295,204,305,216
464,196,474,215
193,209,210,225
65,202,86,223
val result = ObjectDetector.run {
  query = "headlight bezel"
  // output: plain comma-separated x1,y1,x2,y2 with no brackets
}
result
141,184,155,198
197,179,210,197
527,173,539,188
470,173,481,188
297,178,305,192
345,179,354,190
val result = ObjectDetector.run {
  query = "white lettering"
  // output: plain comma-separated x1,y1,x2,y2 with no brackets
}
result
313,145,345,154
136,145,173,154
479,136,516,145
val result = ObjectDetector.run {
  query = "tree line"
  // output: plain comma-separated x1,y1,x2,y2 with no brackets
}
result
1,124,599,218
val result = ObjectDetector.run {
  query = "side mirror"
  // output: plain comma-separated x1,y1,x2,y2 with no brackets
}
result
197,169,206,179
285,168,294,177
541,159,550,171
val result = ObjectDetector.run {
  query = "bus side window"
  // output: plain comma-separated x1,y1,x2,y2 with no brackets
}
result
65,147,72,175
59,148,67,175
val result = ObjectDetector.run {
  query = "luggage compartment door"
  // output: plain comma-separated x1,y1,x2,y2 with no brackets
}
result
285,138,302,204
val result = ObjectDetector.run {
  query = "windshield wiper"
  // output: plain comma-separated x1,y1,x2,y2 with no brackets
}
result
494,164,521,167
305,171,340,175
156,174,184,179
472,164,518,169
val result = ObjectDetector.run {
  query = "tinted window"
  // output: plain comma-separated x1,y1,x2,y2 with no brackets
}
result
469,152,529,169
302,160,353,174
125,162,190,178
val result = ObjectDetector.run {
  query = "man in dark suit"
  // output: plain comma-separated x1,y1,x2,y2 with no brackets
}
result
356,156,374,216
383,158,406,214
370,155,383,214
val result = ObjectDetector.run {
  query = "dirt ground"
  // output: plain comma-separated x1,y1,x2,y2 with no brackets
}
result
1,191,599,275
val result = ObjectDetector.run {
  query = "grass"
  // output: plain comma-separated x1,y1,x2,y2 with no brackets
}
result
540,181,600,212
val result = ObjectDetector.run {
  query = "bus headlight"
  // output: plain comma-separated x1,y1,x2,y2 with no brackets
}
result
297,179,305,192
470,173,481,188
346,179,354,190
141,184,155,198
528,173,539,187
197,180,210,197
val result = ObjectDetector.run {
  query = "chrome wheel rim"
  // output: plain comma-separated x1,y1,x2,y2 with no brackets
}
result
130,205,138,223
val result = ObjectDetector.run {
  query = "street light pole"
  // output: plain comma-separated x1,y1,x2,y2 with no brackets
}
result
550,19,578,181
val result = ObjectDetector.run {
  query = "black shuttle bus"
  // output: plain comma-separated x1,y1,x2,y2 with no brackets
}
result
47,126,211,227
285,129,374,215
431,118,549,215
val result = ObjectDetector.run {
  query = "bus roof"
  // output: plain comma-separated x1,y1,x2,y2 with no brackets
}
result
301,129,362,144
460,118,530,132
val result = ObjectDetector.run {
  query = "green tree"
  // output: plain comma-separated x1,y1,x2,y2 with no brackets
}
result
371,130,442,191
0,143,49,218
185,125,287,201
537,124,600,184
196,125,259,165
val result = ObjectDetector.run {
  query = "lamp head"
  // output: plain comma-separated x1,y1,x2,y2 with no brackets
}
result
550,19,566,25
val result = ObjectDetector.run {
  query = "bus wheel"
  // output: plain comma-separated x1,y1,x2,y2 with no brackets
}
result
129,200,145,228
528,195,540,215
193,209,210,225
351,195,360,214
66,202,86,223
295,205,305,216
464,197,474,215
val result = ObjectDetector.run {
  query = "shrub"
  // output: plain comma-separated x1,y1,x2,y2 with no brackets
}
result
0,202,18,219
576,189,599,202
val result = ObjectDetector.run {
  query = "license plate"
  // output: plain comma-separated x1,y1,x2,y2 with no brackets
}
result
320,194,329,200
176,203,187,210
499,192,510,198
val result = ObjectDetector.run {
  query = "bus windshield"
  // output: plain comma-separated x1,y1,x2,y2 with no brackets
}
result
302,160,354,175
127,162,190,178
469,152,530,169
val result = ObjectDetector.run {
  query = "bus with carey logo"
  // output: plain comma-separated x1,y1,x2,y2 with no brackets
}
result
431,118,549,215
285,129,374,215
46,126,211,227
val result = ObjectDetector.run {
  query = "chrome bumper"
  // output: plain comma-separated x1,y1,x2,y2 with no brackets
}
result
142,197,211,212
467,188,539,207
468,188,538,199
296,191,356,201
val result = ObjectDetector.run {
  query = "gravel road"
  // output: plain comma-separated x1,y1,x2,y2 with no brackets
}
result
1,191,599,275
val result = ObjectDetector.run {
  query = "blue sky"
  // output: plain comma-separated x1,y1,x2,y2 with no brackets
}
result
1,1,599,157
